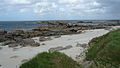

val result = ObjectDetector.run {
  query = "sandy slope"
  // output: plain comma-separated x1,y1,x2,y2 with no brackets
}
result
0,29,109,68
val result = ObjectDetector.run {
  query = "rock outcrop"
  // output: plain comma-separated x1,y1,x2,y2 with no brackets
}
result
0,38,40,47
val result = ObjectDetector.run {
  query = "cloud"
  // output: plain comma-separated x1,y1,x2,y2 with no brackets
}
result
58,0,105,15
97,0,120,13
59,0,78,3
19,8,28,13
31,2,58,15
59,8,66,12
0,0,120,20
5,0,31,4
92,1,100,6
0,0,105,14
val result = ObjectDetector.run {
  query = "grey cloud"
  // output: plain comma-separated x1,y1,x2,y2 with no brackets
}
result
0,0,120,20
96,0,120,13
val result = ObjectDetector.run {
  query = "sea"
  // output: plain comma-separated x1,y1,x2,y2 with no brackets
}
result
0,21,42,31
0,20,119,32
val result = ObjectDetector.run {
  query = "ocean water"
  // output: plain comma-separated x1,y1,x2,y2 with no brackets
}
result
0,20,80,31
0,20,119,31
0,21,42,31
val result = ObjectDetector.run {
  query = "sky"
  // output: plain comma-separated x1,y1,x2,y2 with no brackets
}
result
0,0,120,21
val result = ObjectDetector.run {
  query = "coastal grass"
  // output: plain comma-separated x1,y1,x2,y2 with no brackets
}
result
86,29,120,68
20,52,82,68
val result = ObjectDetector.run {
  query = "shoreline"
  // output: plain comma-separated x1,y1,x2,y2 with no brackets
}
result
0,28,111,68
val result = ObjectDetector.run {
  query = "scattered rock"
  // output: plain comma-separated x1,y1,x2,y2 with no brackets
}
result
23,39,35,44
9,43,19,48
22,39,40,47
31,42,40,47
21,59,28,63
49,45,72,53
2,40,16,46
63,45,72,50
41,43,45,45
54,35,61,38
10,55,18,58
82,61,93,68
1,38,40,47
14,38,23,42
0,35,12,43
39,37,52,42
4,33,14,39
39,37,46,41
76,43,88,48
49,46,63,53
11,30,24,34
70,29,78,32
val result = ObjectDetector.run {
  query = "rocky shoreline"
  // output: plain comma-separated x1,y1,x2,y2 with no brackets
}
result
0,21,120,47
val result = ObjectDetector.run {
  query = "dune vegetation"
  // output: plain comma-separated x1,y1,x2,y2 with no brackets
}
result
86,29,120,68
20,52,82,68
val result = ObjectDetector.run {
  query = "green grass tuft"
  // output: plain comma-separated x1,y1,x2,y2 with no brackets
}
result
20,52,82,68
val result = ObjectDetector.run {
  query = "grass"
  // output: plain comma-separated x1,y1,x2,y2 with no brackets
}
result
86,29,120,68
20,52,82,68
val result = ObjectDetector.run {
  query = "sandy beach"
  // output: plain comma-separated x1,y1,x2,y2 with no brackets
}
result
0,29,112,68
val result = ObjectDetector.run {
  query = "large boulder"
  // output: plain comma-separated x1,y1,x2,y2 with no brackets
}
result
22,39,40,47
8,30,25,38
1,40,16,46
14,38,23,42
23,39,35,44
0,36,7,42
25,31,42,38
31,42,40,47
4,33,13,39
0,30,7,35
8,43,19,48
39,37,52,41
